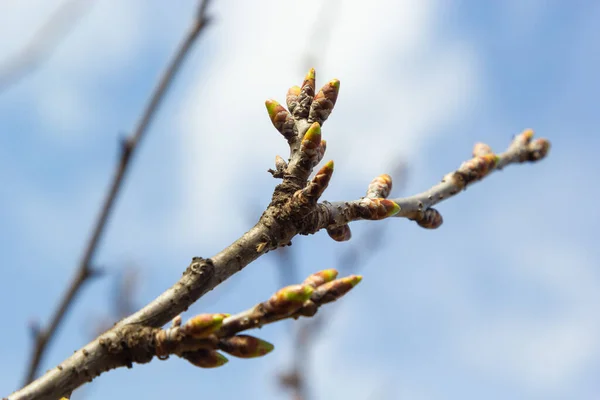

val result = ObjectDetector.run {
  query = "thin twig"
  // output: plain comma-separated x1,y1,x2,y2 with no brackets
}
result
21,0,213,384
0,0,92,94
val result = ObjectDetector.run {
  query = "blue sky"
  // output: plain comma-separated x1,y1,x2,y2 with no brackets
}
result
1,1,598,399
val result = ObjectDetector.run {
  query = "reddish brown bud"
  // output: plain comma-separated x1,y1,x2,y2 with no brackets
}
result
309,79,340,125
299,160,334,201
366,174,393,199
183,349,228,369
293,68,316,119
303,269,339,288
219,335,274,359
327,224,352,242
286,85,301,114
183,313,229,338
265,99,295,139
311,275,362,305
527,138,550,161
456,154,499,184
265,284,314,315
415,208,443,229
356,198,400,220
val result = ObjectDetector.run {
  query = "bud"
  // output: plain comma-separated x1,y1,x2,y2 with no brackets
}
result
303,269,339,288
265,284,314,314
309,79,340,125
311,275,362,305
366,174,393,199
302,68,316,94
457,154,498,184
527,138,550,161
415,208,443,229
512,128,535,148
275,155,287,172
472,142,493,157
265,99,294,139
286,85,301,114
184,349,229,369
357,198,400,220
327,224,352,242
183,313,229,338
219,335,274,358
300,161,334,201
317,139,327,163
293,68,316,119
300,122,322,163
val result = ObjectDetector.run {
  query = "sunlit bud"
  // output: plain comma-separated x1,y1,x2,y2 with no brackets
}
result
309,79,340,125
303,269,339,288
265,284,314,314
366,174,393,199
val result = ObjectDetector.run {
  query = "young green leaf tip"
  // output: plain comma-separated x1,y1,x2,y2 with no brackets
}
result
265,283,314,315
303,268,339,288
183,313,229,338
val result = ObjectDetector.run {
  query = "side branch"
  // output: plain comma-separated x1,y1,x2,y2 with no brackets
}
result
20,0,213,388
308,129,550,232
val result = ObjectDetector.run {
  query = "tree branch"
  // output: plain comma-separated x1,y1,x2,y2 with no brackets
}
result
20,0,213,386
8,66,550,400
0,0,92,94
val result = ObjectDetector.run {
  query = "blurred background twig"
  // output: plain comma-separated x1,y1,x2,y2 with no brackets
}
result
20,0,213,384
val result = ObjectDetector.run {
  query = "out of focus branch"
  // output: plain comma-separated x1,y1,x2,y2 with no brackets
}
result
0,0,92,94
21,0,213,385
279,164,407,400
